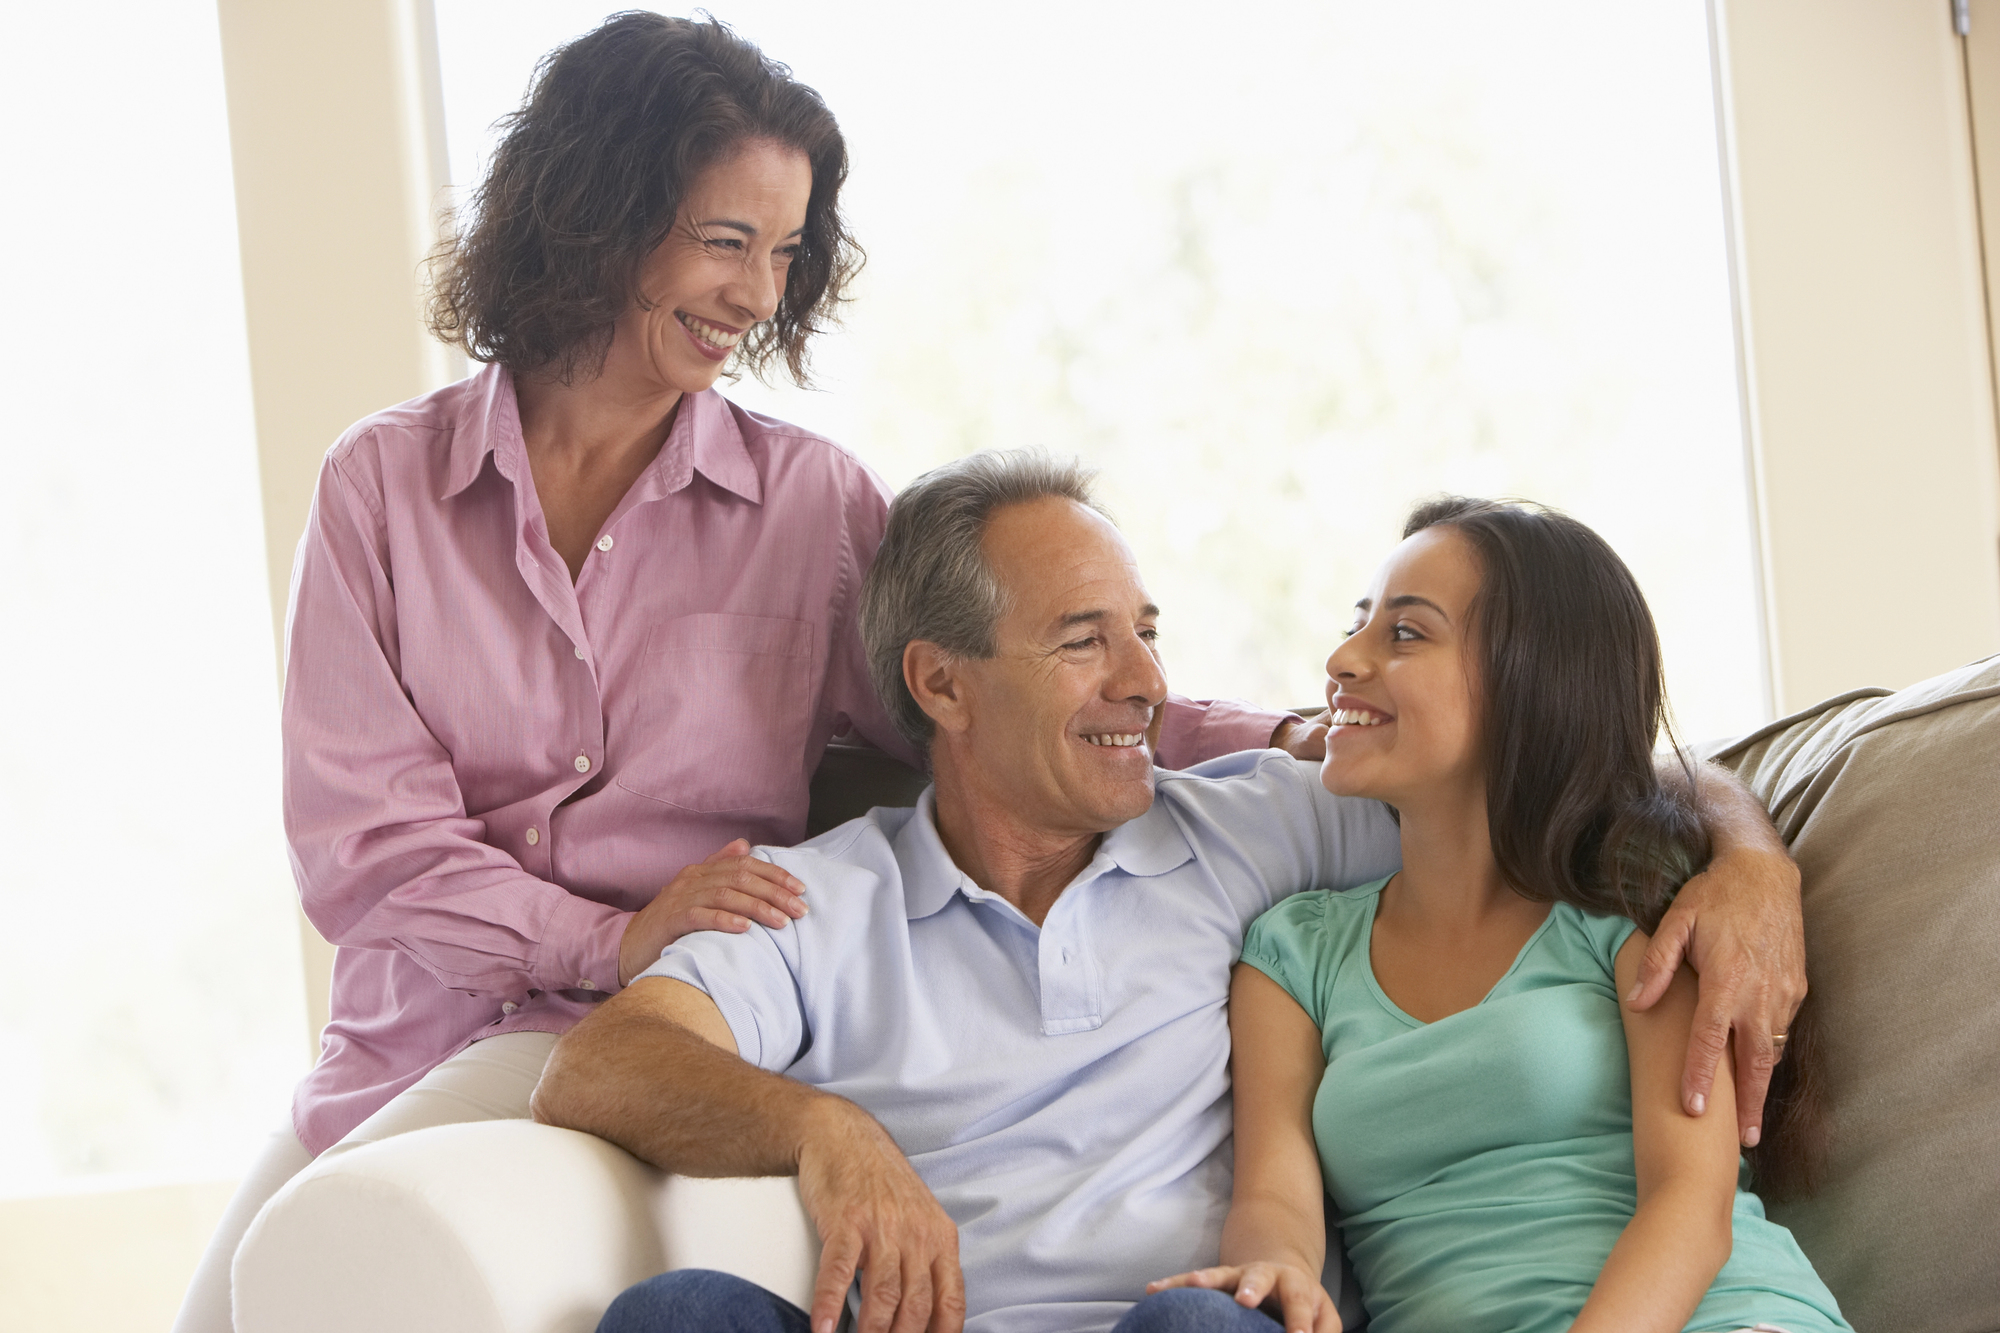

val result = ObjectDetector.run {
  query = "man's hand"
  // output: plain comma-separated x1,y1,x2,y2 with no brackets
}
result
1271,710,1331,761
796,1099,965,1333
1147,1261,1341,1333
617,840,808,986
1626,840,1806,1146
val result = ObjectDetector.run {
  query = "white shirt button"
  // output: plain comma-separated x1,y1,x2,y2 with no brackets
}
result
573,644,585,659
595,535,614,552
525,826,539,846
579,979,597,990
574,755,591,773
501,1001,518,1014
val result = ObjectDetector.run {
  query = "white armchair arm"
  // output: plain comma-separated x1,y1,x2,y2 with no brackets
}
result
232,1119,818,1333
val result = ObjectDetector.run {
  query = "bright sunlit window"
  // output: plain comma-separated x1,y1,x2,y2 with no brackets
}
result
438,0,1767,742
0,0,306,1194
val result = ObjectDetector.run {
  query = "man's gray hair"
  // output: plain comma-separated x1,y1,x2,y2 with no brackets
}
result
860,450,1105,747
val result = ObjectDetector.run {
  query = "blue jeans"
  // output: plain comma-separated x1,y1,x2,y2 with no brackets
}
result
595,1270,1284,1333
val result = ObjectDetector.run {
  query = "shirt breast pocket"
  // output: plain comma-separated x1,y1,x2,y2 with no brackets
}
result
614,613,817,814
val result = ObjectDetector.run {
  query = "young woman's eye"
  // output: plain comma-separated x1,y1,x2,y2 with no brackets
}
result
1343,622,1363,639
1392,622,1422,642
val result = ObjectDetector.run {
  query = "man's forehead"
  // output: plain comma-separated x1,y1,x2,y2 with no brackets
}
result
984,500,1154,620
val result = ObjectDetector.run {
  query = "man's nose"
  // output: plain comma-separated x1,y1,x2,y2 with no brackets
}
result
1114,631,1169,706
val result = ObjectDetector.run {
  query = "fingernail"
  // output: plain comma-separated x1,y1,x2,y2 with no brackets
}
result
1624,983,1643,1003
1689,1093,1706,1115
1744,1126,1762,1147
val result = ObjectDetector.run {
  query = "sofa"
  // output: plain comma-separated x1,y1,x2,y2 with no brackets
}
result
232,655,2000,1333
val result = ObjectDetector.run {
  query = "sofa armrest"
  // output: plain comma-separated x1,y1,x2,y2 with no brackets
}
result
233,1119,818,1333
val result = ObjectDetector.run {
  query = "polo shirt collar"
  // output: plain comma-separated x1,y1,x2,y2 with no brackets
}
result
894,778,1197,922
438,369,762,505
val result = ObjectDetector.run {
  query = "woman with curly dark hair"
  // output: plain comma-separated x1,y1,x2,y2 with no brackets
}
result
173,15,1298,1332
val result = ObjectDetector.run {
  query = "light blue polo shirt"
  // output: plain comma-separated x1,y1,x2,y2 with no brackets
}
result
641,750,1401,1333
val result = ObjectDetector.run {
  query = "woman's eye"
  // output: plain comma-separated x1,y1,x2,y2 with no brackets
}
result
1343,622,1363,639
1392,622,1422,642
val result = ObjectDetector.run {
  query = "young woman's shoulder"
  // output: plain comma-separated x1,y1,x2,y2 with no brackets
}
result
1240,879,1390,1024
1546,901,1646,985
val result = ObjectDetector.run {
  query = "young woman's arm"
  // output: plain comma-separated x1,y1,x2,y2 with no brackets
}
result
1147,964,1342,1333
1571,931,1743,1333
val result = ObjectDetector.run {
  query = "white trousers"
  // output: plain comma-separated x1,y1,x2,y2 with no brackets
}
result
169,1030,558,1333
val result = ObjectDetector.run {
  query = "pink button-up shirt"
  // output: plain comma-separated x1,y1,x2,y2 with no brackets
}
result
282,363,1287,1154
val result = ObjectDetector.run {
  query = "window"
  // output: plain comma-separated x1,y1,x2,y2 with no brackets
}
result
437,2,1764,737
0,0,305,1195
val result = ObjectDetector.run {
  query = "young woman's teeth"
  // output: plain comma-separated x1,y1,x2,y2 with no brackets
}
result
1083,733,1144,747
678,313,742,349
1331,709,1388,726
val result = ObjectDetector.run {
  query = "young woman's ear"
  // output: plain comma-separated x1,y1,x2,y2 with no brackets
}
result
904,640,972,736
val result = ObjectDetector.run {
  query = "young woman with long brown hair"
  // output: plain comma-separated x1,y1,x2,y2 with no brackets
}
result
1151,498,1845,1333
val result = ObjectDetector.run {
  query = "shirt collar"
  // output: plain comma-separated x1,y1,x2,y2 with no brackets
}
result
893,778,1197,922
440,362,519,500
437,369,763,506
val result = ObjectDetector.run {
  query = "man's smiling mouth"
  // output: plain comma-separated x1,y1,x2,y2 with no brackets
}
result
1081,733,1145,747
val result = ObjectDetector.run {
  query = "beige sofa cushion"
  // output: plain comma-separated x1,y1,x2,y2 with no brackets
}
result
1700,655,2000,1333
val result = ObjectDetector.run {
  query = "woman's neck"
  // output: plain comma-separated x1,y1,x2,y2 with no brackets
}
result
514,363,682,470
512,366,683,582
1382,780,1519,933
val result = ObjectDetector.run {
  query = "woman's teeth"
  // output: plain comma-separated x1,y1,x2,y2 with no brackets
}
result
678,313,742,350
1083,733,1145,747
1330,709,1389,726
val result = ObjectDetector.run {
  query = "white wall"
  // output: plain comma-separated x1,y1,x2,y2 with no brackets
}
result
1715,0,2000,712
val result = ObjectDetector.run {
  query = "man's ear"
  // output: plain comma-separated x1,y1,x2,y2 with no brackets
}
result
904,640,972,736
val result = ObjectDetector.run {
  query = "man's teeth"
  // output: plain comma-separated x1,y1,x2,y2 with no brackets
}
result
1083,733,1145,747
678,313,743,349
1330,709,1389,727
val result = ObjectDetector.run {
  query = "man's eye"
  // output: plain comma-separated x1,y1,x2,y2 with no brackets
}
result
1139,627,1160,642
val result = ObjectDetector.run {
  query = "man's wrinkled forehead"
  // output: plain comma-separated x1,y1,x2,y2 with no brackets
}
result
982,498,1155,636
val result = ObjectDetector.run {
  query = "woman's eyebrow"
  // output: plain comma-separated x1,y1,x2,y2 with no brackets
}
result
696,219,807,238
1356,594,1452,621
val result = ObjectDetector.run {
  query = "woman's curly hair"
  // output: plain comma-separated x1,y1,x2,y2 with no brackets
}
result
426,12,859,386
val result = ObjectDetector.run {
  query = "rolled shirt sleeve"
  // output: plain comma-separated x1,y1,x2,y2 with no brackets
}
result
1155,694,1296,769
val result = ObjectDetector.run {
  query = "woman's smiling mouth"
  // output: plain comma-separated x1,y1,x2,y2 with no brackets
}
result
677,311,743,359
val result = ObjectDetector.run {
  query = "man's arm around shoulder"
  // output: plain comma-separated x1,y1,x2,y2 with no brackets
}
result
533,978,967,1333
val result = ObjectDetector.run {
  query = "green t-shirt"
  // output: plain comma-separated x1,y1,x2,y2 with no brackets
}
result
1241,879,1849,1333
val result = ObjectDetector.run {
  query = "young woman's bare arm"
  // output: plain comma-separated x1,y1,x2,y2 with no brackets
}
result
1570,932,1742,1333
1148,965,1342,1333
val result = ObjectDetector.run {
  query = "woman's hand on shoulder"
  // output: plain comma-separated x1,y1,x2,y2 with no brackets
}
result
1146,1261,1342,1333
617,840,809,985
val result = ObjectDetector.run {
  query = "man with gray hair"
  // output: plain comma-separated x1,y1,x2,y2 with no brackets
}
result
534,451,1804,1333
